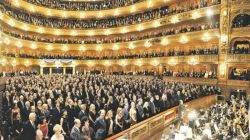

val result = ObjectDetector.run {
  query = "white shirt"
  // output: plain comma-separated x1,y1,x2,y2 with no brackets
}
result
51,134,64,140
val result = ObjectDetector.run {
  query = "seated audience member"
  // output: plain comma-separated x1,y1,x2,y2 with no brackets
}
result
51,124,64,140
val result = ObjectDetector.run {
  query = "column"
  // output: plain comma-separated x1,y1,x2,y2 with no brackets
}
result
40,67,43,75
63,67,66,74
72,67,75,75
218,0,231,98
49,67,52,75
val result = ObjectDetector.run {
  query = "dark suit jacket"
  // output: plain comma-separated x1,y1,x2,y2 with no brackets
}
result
22,121,36,140
51,108,61,125
70,126,81,140
94,117,107,140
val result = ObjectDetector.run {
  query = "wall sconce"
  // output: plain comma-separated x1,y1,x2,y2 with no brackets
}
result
16,41,23,48
0,58,7,66
105,30,111,35
151,60,159,66
219,63,226,77
168,58,177,66
31,43,37,50
4,37,10,45
37,27,44,34
62,45,69,51
22,25,29,31
202,33,211,42
71,31,78,36
171,16,179,24
135,60,143,66
46,45,53,51
180,36,189,44
188,58,198,65
96,45,102,52
120,60,127,67
24,60,31,67
112,45,119,51
11,60,17,67
104,61,111,66
144,41,152,48
79,45,86,52
221,34,228,43
87,61,95,67
161,38,169,46
192,11,200,19
128,43,135,49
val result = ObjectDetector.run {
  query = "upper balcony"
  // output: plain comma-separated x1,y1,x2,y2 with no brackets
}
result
0,3,221,36
21,0,144,11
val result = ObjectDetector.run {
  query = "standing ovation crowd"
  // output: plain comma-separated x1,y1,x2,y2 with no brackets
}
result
2,74,221,140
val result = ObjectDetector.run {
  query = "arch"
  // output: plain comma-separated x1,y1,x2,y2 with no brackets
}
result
231,14,250,28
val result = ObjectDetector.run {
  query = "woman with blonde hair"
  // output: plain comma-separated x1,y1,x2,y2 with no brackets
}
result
130,102,137,126
51,124,64,140
114,107,123,134
89,104,96,128
105,110,114,137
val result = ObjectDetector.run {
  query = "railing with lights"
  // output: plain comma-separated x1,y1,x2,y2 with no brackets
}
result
1,21,220,45
0,29,220,52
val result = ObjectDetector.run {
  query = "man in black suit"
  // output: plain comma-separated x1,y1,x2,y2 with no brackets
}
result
78,104,87,121
51,101,61,125
21,101,31,122
22,113,36,140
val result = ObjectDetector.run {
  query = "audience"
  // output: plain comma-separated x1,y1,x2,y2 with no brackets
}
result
1,0,220,29
1,74,221,139
3,48,218,60
229,67,250,81
2,21,219,44
163,70,217,79
23,0,142,11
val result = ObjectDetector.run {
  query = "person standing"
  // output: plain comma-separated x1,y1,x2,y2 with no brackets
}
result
94,110,107,140
22,113,37,140
70,119,81,140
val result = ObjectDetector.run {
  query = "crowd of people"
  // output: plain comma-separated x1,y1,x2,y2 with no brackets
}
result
162,95,249,140
1,0,220,29
1,74,221,140
23,0,142,11
0,71,37,77
2,21,219,45
163,70,217,79
229,68,250,81
231,40,250,54
3,48,218,60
